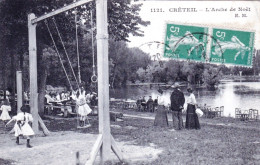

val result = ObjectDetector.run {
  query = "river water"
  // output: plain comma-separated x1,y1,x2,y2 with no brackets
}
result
110,82,260,117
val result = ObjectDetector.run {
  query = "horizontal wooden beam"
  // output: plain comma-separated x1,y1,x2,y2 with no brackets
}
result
31,0,92,24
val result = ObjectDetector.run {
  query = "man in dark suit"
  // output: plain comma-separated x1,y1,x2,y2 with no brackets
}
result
170,82,185,130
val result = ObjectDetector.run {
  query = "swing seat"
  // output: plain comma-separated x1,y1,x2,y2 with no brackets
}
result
77,124,91,129
77,115,91,129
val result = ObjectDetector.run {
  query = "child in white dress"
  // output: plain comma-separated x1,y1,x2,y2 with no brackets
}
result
5,105,34,148
0,100,11,124
76,87,92,127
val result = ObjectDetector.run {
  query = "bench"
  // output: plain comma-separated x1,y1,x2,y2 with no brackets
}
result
214,106,224,117
249,109,258,121
44,104,77,117
235,108,249,121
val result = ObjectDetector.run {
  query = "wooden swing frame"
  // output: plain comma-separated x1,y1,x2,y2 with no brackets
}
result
27,0,123,164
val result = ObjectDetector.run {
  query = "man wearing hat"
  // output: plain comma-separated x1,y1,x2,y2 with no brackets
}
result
170,82,185,130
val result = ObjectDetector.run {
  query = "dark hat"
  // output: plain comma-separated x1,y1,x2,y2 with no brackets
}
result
20,105,30,113
187,87,193,93
158,88,163,94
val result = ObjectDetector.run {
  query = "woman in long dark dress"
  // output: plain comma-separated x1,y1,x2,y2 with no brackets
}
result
185,88,200,129
154,89,168,127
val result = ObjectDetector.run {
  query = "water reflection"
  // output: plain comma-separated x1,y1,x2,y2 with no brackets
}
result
110,82,260,117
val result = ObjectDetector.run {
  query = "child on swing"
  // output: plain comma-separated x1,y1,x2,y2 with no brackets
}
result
5,105,34,148
0,99,11,125
76,86,92,127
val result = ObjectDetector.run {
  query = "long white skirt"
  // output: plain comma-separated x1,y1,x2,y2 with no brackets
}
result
21,123,35,136
14,123,23,137
78,104,92,116
0,110,11,121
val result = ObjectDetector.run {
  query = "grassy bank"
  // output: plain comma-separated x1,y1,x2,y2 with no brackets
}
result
1,109,259,165
42,109,260,165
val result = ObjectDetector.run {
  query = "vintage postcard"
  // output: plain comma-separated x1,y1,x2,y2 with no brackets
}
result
0,0,260,165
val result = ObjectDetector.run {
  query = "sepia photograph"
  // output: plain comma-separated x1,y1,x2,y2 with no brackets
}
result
0,0,260,164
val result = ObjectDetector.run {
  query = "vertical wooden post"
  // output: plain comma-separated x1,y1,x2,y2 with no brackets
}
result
28,13,39,133
96,0,110,163
16,71,23,113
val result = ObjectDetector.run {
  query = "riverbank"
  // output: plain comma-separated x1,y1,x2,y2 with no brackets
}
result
112,109,260,131
221,75,260,82
0,109,259,165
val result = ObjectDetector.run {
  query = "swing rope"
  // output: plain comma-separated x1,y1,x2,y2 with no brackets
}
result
90,10,97,83
75,9,81,84
52,17,80,89
44,20,73,89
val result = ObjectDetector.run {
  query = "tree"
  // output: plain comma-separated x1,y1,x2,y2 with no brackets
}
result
136,67,147,82
253,49,260,76
108,40,151,87
0,0,150,114
165,60,183,83
202,65,223,90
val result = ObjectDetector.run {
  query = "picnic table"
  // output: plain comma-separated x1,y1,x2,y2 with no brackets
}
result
213,106,224,117
249,109,259,121
124,100,137,109
47,99,74,117
200,105,224,118
235,108,250,121
240,113,250,121
110,99,125,109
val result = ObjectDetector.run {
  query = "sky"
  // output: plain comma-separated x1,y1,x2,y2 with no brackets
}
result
128,1,260,55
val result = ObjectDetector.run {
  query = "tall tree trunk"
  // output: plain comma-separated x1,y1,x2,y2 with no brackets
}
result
37,45,47,116
1,54,6,99
19,51,24,104
10,53,16,115
19,52,24,70
0,46,7,99
111,63,117,88
187,74,192,86
122,70,128,87
38,68,47,116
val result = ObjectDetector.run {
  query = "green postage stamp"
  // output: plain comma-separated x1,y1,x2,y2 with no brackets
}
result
210,28,255,66
164,23,255,67
164,23,208,62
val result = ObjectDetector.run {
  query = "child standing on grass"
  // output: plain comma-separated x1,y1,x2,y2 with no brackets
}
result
0,100,11,125
5,105,34,148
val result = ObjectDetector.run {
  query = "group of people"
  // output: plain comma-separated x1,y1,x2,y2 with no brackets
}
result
45,88,97,106
44,87,97,122
45,91,71,103
136,96,157,112
0,100,34,148
157,82,201,130
45,86,95,127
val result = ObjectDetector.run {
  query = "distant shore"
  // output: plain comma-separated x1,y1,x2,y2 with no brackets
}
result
221,75,260,82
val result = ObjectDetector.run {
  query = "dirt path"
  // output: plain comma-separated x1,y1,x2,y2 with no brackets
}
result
1,110,259,164
0,128,162,165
